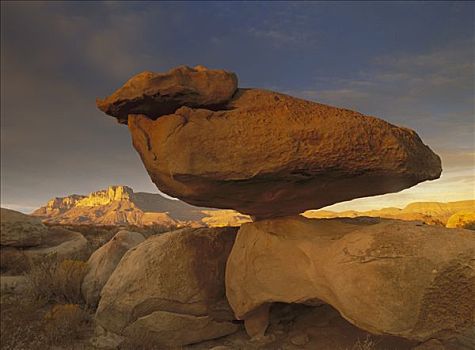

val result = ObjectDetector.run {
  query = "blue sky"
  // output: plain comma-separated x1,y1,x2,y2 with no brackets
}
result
1,1,474,212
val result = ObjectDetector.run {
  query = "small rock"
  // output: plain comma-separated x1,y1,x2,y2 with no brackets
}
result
290,332,310,346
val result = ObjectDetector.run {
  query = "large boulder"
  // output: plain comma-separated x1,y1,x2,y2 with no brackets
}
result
1,208,48,247
81,230,145,306
1,208,88,266
225,216,475,342
95,227,239,347
123,87,440,219
97,65,238,123
22,226,89,261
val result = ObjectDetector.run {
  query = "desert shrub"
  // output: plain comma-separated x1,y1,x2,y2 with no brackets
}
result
43,303,90,346
350,335,377,350
119,334,165,350
0,247,31,274
463,221,475,230
25,254,88,304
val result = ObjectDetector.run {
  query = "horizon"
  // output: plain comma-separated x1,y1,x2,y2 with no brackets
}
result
1,1,474,213
3,183,474,215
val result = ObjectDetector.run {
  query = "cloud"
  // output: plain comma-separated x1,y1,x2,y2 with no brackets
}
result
1,2,161,84
248,27,317,48
286,41,474,151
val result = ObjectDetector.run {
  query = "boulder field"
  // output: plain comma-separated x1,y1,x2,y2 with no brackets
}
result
93,65,474,348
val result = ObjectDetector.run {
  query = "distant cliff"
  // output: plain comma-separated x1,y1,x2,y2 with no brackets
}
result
32,185,214,226
304,200,475,227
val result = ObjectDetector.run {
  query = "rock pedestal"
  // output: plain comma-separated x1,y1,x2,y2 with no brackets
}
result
225,216,475,342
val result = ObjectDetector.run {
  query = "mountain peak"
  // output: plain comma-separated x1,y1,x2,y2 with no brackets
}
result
76,185,135,207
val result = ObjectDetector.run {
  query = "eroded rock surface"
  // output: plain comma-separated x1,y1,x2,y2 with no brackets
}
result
95,226,239,347
127,88,441,218
97,65,238,123
0,208,88,269
82,230,145,306
225,216,475,342
22,227,88,261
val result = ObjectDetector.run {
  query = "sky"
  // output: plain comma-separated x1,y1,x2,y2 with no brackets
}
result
1,1,474,213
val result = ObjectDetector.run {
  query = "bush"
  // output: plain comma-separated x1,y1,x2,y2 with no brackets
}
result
43,303,90,346
0,247,31,274
350,335,377,350
25,254,88,305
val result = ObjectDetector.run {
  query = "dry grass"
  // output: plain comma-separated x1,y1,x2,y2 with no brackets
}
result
0,248,31,275
43,303,91,346
350,335,378,350
24,254,88,305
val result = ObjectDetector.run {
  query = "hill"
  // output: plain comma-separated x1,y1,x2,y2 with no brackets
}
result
304,200,475,227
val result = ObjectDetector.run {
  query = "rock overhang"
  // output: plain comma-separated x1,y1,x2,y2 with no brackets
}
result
97,66,442,219
96,65,238,124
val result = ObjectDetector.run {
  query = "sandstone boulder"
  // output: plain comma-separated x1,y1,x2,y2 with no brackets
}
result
225,216,475,342
81,230,145,306
95,227,239,347
22,226,89,261
97,65,238,123
1,208,88,264
126,87,441,219
1,208,48,247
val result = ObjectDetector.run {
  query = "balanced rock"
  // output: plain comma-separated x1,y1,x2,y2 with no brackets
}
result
95,227,239,347
97,65,238,124
96,67,441,218
81,230,145,306
225,216,475,342
129,89,441,218
1,208,48,247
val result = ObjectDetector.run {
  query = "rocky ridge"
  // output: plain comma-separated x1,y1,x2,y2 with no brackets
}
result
32,185,210,227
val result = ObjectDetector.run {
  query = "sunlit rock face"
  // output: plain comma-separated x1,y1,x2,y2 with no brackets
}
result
97,66,442,219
